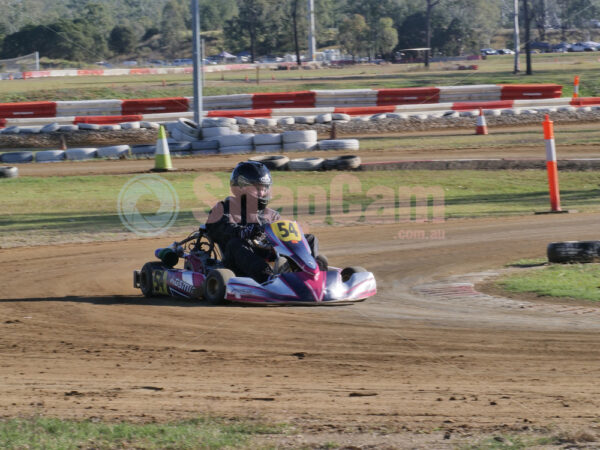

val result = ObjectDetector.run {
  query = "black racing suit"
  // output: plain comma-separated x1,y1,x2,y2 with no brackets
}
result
205,195,318,283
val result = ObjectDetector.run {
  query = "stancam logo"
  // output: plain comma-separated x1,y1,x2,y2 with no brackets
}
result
193,173,445,232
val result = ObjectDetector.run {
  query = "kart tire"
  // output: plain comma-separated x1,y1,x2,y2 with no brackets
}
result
323,155,361,170
288,157,324,171
139,262,166,298
249,155,289,170
341,266,366,282
203,268,235,303
547,241,600,263
0,166,18,178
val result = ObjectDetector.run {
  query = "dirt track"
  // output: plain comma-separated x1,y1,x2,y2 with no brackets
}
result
2,208,600,447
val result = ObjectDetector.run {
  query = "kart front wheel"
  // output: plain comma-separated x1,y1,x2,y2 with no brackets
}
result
341,266,366,282
203,268,235,303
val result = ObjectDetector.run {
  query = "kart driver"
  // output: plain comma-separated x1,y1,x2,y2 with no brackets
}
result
205,161,325,283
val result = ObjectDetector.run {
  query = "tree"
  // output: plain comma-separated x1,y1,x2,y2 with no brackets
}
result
224,0,272,62
425,0,443,67
109,25,137,55
337,14,369,60
160,0,187,58
290,0,306,65
375,17,398,59
346,0,399,60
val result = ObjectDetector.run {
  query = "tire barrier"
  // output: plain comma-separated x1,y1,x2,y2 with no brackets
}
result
0,151,34,163
100,124,122,131
253,133,282,146
171,127,197,142
318,139,360,151
282,130,317,144
121,121,141,130
201,126,237,140
217,133,254,148
255,118,278,126
0,166,18,178
65,148,98,161
294,116,315,124
41,122,60,132
35,150,65,162
18,126,42,134
78,123,101,131
1,126,20,134
547,241,600,263
202,117,237,127
288,157,324,171
322,155,362,170
59,125,79,132
97,145,131,159
235,117,256,126
249,155,289,170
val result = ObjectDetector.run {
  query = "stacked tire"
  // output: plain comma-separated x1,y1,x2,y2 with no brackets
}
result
253,134,283,153
171,118,201,142
282,130,317,152
249,155,289,171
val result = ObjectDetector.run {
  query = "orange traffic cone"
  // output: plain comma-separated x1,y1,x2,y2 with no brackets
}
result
476,108,488,135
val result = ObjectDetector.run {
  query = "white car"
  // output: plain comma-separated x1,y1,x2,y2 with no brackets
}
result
498,48,515,55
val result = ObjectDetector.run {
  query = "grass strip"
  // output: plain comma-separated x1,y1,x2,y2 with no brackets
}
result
1,170,599,242
0,416,285,450
3,52,600,101
497,264,600,302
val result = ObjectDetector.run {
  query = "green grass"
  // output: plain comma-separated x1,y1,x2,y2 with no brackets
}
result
461,433,557,449
2,52,600,102
0,416,286,449
497,263,600,302
1,169,599,246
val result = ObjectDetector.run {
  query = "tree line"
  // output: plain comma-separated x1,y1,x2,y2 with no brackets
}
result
1,0,600,64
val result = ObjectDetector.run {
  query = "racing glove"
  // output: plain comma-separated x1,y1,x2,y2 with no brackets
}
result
240,223,263,240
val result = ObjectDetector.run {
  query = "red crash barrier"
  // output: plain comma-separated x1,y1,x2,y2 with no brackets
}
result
377,88,440,106
77,69,105,76
452,100,515,111
500,84,562,100
570,97,600,106
22,71,52,79
334,106,396,116
252,91,316,109
206,108,273,118
0,101,57,118
74,115,144,125
121,97,189,115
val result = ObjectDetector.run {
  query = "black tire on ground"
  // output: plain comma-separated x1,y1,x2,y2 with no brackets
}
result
341,266,367,282
139,262,166,298
0,166,18,178
249,155,290,170
203,268,235,303
323,155,361,171
547,241,600,263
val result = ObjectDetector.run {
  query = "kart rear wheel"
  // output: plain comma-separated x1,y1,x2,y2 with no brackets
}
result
139,262,165,298
341,266,366,282
203,268,235,303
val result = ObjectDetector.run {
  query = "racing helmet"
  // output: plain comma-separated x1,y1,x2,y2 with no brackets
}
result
230,161,272,210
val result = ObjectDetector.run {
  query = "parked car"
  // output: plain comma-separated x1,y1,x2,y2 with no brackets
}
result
480,48,497,55
552,43,571,53
497,48,515,55
569,42,597,52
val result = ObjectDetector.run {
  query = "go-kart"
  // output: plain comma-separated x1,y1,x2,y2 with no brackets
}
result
133,219,377,305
